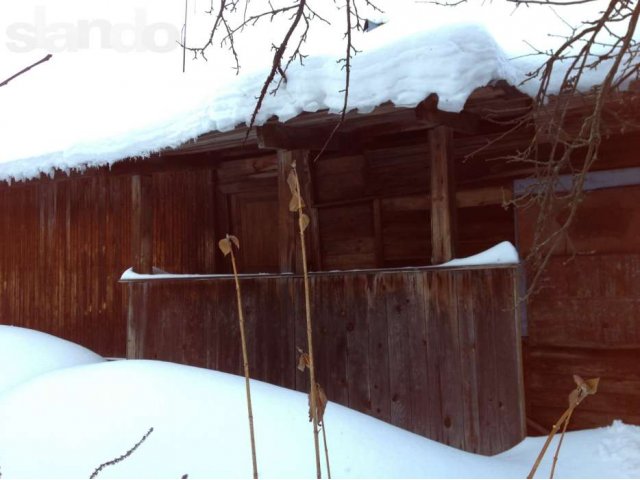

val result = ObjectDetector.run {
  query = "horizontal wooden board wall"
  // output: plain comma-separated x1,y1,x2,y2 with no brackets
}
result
126,266,525,455
517,185,640,432
311,149,515,271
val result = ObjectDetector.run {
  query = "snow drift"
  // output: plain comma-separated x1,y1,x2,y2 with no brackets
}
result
0,328,638,478
0,325,103,394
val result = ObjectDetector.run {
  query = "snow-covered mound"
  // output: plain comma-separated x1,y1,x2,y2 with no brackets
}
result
0,358,637,478
439,241,519,267
0,325,103,394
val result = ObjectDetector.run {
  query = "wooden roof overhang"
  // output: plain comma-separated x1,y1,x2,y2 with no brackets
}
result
109,82,534,182
123,82,535,273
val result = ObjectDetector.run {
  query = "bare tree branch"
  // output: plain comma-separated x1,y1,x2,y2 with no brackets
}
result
0,54,53,88
184,1,381,143
510,0,640,299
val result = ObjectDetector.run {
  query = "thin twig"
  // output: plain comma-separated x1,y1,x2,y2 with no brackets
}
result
89,427,154,479
0,54,53,88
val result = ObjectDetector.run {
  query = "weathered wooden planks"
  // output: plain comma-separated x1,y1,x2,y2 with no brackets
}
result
523,342,640,431
131,175,153,274
527,254,640,349
0,174,131,357
125,265,524,455
517,189,640,434
0,167,228,357
429,126,457,264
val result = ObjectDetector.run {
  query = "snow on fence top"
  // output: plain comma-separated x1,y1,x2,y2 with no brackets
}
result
0,0,630,182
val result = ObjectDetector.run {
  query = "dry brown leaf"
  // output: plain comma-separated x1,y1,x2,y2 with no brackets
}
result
316,384,328,424
568,388,579,408
289,192,306,212
308,383,328,423
218,238,232,256
287,170,298,196
297,352,310,372
569,375,600,406
585,377,600,394
228,235,240,250
289,194,299,212
300,213,310,232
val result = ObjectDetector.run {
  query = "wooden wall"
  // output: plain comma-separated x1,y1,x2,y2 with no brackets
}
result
125,265,525,455
0,168,220,356
0,143,513,357
311,149,515,271
0,174,131,356
518,185,640,431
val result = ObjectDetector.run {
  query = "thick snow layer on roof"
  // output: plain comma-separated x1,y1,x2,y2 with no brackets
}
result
0,325,103,394
0,0,632,182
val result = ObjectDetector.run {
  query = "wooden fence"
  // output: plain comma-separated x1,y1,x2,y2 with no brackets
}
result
124,264,525,455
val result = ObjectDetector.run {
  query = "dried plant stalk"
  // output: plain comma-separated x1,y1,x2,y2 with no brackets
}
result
321,419,331,479
219,234,259,479
549,408,573,479
527,375,599,479
289,166,323,478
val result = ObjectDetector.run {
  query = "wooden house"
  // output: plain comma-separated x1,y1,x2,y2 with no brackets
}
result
1,80,638,455
1,14,639,455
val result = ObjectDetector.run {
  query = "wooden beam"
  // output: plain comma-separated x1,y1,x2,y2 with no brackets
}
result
416,94,479,135
257,123,353,152
277,150,296,273
429,126,457,264
131,174,153,274
316,186,512,211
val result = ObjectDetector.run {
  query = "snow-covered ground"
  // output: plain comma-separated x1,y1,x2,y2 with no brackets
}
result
0,327,638,478
0,325,103,394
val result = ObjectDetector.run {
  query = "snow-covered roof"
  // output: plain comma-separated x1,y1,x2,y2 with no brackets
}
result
0,0,630,182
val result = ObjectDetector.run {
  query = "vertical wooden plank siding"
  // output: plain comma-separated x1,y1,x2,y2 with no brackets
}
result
0,166,223,358
0,173,132,357
131,175,153,274
125,265,525,455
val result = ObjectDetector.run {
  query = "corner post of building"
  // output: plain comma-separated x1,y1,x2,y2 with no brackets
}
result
127,174,154,359
429,125,457,264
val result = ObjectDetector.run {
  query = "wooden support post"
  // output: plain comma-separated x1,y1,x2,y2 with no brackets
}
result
127,282,148,359
429,126,457,264
277,149,321,273
131,174,153,274
128,174,153,359
296,152,322,272
278,150,296,273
